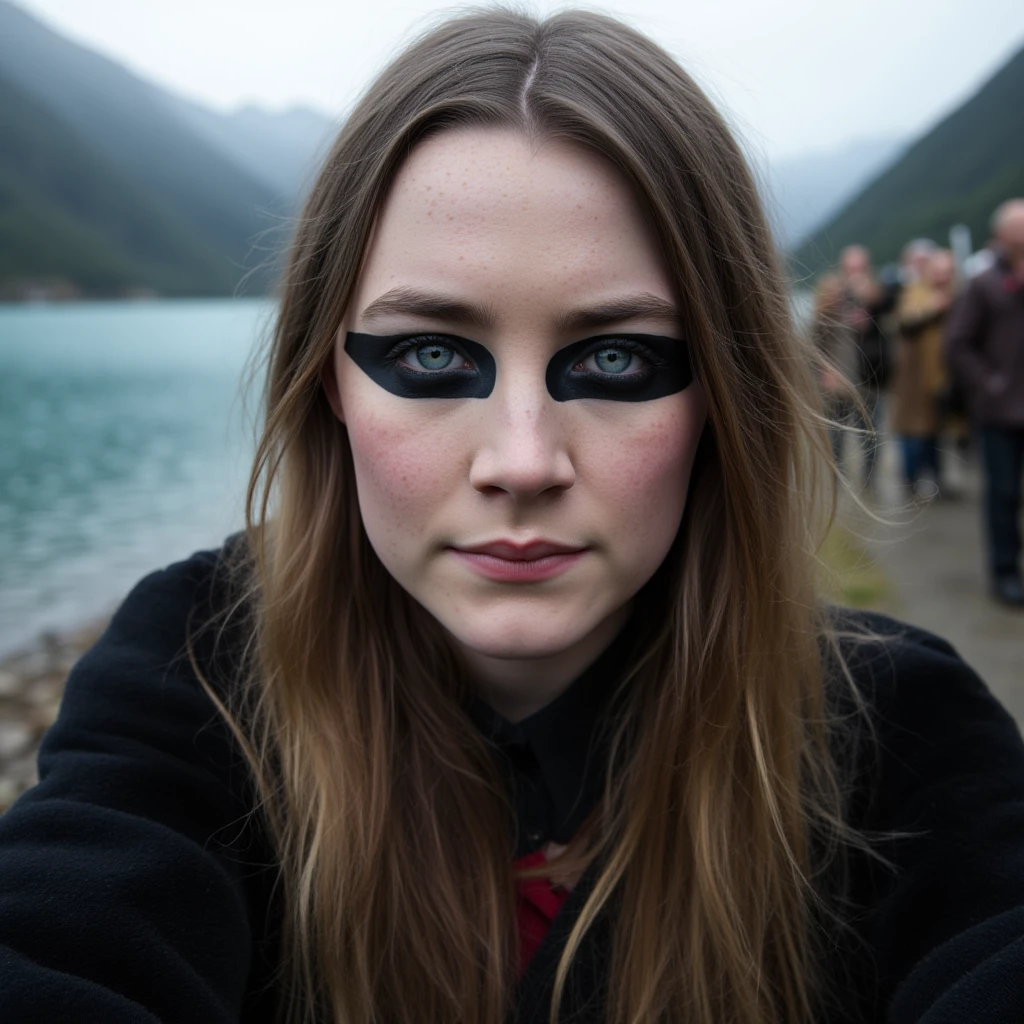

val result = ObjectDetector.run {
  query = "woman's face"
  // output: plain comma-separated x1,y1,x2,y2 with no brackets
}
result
325,129,707,711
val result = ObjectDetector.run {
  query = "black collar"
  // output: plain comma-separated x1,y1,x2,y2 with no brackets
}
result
469,625,638,856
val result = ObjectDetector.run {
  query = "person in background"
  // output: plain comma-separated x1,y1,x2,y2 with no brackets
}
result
811,273,858,467
837,244,896,490
891,248,957,498
947,199,1024,607
901,238,939,282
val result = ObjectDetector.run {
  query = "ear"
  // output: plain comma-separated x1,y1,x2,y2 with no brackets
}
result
321,337,346,423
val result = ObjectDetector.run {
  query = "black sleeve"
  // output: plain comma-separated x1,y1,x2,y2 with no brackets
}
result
868,281,898,318
843,620,1024,1023
0,550,264,1023
945,278,992,394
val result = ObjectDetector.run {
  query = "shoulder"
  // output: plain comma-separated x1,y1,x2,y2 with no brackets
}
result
826,607,1007,721
40,535,254,792
0,537,269,1021
824,607,1024,861
966,265,1006,303
823,613,1024,1020
824,608,1024,818
75,535,250,697
102,535,244,646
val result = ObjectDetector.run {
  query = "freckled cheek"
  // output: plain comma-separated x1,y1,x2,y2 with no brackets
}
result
578,399,704,539
343,401,467,535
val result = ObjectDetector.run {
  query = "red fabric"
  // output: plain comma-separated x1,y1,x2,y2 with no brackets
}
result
513,850,570,974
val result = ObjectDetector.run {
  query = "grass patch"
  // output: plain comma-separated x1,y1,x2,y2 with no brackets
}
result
818,524,892,609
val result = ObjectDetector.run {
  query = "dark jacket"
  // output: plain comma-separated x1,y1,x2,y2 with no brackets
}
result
946,258,1024,426
1,547,1024,1023
844,281,897,393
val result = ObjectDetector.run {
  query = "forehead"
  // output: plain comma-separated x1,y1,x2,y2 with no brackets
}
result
351,129,673,320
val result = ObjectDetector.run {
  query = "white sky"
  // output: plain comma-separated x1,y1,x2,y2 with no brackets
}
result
16,0,1024,161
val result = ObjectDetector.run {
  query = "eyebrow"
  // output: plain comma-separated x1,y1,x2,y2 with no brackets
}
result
359,288,497,330
359,288,681,335
554,293,681,334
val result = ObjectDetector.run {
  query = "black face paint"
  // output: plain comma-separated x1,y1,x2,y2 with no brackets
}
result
545,334,692,402
344,330,691,402
344,332,496,399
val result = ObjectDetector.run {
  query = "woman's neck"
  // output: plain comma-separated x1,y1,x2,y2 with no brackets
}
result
460,602,632,723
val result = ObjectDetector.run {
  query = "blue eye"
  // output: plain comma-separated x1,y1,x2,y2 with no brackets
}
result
592,348,634,374
398,340,470,373
415,344,453,370
575,345,646,376
548,333,691,402
346,331,495,399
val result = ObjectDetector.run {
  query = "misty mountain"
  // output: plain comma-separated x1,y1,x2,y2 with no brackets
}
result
7,0,1011,298
163,99,337,203
795,41,1024,271
763,136,907,248
0,0,289,296
0,67,242,295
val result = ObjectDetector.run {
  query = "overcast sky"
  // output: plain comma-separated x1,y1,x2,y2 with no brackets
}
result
16,0,1024,162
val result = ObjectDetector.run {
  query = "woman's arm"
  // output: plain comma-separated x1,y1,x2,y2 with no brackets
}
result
0,551,268,1023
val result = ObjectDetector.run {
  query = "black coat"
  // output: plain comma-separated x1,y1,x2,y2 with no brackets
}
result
1,547,1024,1023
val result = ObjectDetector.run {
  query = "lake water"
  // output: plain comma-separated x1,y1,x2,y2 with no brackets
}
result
0,299,275,656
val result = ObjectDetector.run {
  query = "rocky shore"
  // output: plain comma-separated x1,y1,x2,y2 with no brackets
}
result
0,620,108,812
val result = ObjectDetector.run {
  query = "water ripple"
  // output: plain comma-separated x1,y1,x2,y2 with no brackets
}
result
0,299,274,655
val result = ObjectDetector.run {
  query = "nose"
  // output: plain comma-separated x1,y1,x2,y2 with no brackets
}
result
468,384,576,501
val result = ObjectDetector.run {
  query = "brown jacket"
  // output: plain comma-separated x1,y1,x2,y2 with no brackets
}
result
891,281,949,437
946,259,1024,426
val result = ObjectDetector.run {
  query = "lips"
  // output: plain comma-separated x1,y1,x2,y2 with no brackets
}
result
454,539,586,560
448,539,588,583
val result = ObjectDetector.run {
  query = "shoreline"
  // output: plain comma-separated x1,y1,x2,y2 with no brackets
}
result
0,617,109,811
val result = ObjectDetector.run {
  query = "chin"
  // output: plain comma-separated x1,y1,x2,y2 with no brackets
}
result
443,603,595,662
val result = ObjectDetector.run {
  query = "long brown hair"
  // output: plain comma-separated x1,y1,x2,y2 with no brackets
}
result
208,8,852,1023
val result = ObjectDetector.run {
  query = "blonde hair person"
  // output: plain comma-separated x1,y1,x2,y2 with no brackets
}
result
2,10,1024,1024
891,249,958,497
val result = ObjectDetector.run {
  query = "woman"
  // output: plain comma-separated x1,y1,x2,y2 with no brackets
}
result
810,272,859,470
2,10,1023,1024
891,247,958,497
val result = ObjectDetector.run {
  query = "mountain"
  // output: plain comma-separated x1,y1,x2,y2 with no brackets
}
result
794,41,1024,271
763,136,907,248
0,68,243,296
0,1,293,297
165,99,336,203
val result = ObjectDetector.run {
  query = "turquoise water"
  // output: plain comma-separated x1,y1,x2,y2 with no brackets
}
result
0,299,275,655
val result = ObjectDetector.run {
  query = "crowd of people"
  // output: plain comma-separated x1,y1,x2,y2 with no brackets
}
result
811,198,1024,607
